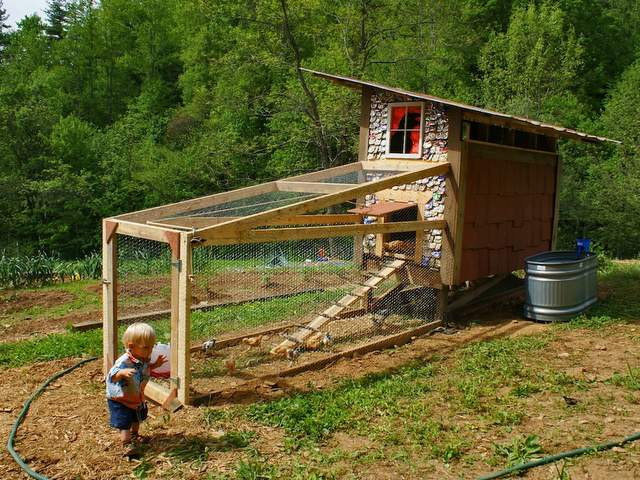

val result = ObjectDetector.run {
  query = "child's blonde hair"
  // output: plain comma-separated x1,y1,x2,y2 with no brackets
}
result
122,322,157,347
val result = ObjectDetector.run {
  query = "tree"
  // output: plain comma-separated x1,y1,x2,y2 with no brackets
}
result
0,0,10,52
478,2,584,124
45,0,69,40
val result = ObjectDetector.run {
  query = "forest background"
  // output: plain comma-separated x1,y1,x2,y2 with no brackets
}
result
0,0,638,261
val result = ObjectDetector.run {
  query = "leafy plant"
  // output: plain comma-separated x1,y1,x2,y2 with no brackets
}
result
494,434,542,466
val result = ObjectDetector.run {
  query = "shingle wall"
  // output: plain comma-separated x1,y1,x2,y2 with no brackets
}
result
459,143,557,282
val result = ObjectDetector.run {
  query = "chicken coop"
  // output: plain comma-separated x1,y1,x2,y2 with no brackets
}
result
102,68,615,408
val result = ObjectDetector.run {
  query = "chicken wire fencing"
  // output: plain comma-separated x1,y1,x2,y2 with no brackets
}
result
116,234,172,344
189,234,443,391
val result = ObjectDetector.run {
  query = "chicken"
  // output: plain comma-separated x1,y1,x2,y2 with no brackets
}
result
223,356,236,374
304,332,332,351
242,335,266,348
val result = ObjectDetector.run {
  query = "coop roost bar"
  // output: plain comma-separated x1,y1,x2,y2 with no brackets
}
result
102,69,616,408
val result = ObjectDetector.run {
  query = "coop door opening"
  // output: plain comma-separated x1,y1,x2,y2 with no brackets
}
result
383,204,418,257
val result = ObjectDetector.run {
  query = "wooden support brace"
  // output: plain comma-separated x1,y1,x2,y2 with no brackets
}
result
144,380,182,412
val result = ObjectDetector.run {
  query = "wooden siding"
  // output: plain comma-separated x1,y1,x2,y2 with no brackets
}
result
459,142,557,282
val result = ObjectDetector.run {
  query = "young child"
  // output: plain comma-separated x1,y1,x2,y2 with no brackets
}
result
106,323,167,447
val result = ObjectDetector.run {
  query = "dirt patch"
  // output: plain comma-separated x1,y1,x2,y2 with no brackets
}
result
2,314,640,479
0,290,75,315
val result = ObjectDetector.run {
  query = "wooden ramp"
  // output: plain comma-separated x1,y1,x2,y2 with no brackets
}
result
270,259,406,356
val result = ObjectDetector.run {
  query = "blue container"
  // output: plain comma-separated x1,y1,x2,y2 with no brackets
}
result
576,238,591,257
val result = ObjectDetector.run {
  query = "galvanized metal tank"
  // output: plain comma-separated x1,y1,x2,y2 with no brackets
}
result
524,251,597,322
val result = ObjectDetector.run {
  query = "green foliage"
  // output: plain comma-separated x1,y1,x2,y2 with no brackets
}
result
493,434,542,467
0,0,638,259
479,1,583,122
247,362,434,442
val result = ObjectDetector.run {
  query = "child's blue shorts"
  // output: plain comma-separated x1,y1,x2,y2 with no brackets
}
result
107,399,148,430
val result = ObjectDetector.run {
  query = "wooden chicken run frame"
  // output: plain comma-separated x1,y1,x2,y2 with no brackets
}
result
102,69,616,408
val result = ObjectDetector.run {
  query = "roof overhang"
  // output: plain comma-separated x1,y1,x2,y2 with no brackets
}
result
301,67,620,145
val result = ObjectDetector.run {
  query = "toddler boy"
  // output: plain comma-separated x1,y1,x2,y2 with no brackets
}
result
106,323,166,447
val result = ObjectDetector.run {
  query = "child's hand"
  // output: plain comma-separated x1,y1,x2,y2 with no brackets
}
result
150,355,167,369
115,368,136,381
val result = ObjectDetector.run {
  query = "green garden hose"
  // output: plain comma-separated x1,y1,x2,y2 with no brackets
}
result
6,356,98,480
477,430,640,480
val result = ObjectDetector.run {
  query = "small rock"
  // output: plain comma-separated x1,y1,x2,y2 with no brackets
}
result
595,344,607,351
558,352,570,358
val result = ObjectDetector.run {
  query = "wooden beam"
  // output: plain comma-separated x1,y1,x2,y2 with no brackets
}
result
276,181,358,194
445,275,507,312
144,380,182,412
283,161,362,183
73,288,325,331
196,163,450,240
360,160,435,171
169,233,180,404
105,220,118,244
550,143,561,250
203,220,447,246
114,219,181,243
441,108,467,285
147,217,240,230
358,87,372,163
177,233,192,404
102,220,118,376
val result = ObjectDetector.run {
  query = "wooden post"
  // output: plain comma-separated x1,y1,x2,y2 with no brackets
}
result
177,232,192,404
102,220,119,376
354,87,372,268
550,140,561,250
168,232,180,401
441,109,468,286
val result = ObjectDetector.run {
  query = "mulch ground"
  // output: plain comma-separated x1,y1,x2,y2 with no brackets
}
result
2,310,640,479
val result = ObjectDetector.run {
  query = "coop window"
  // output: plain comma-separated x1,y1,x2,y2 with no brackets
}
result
386,102,423,158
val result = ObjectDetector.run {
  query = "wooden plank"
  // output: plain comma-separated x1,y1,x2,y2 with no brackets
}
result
550,146,561,250
151,214,361,231
169,235,180,404
284,161,362,183
348,201,416,216
102,220,118,376
177,233,192,404
195,163,451,240
74,288,325,331
148,217,240,230
203,220,446,246
360,160,437,171
114,219,181,243
445,275,507,312
190,319,443,406
441,107,466,285
144,380,182,412
276,181,357,194
358,86,372,164
271,260,406,355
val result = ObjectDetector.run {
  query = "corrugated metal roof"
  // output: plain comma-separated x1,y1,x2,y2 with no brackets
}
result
301,68,620,144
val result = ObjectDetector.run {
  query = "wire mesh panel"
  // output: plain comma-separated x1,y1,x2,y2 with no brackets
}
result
188,231,443,395
116,234,172,343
